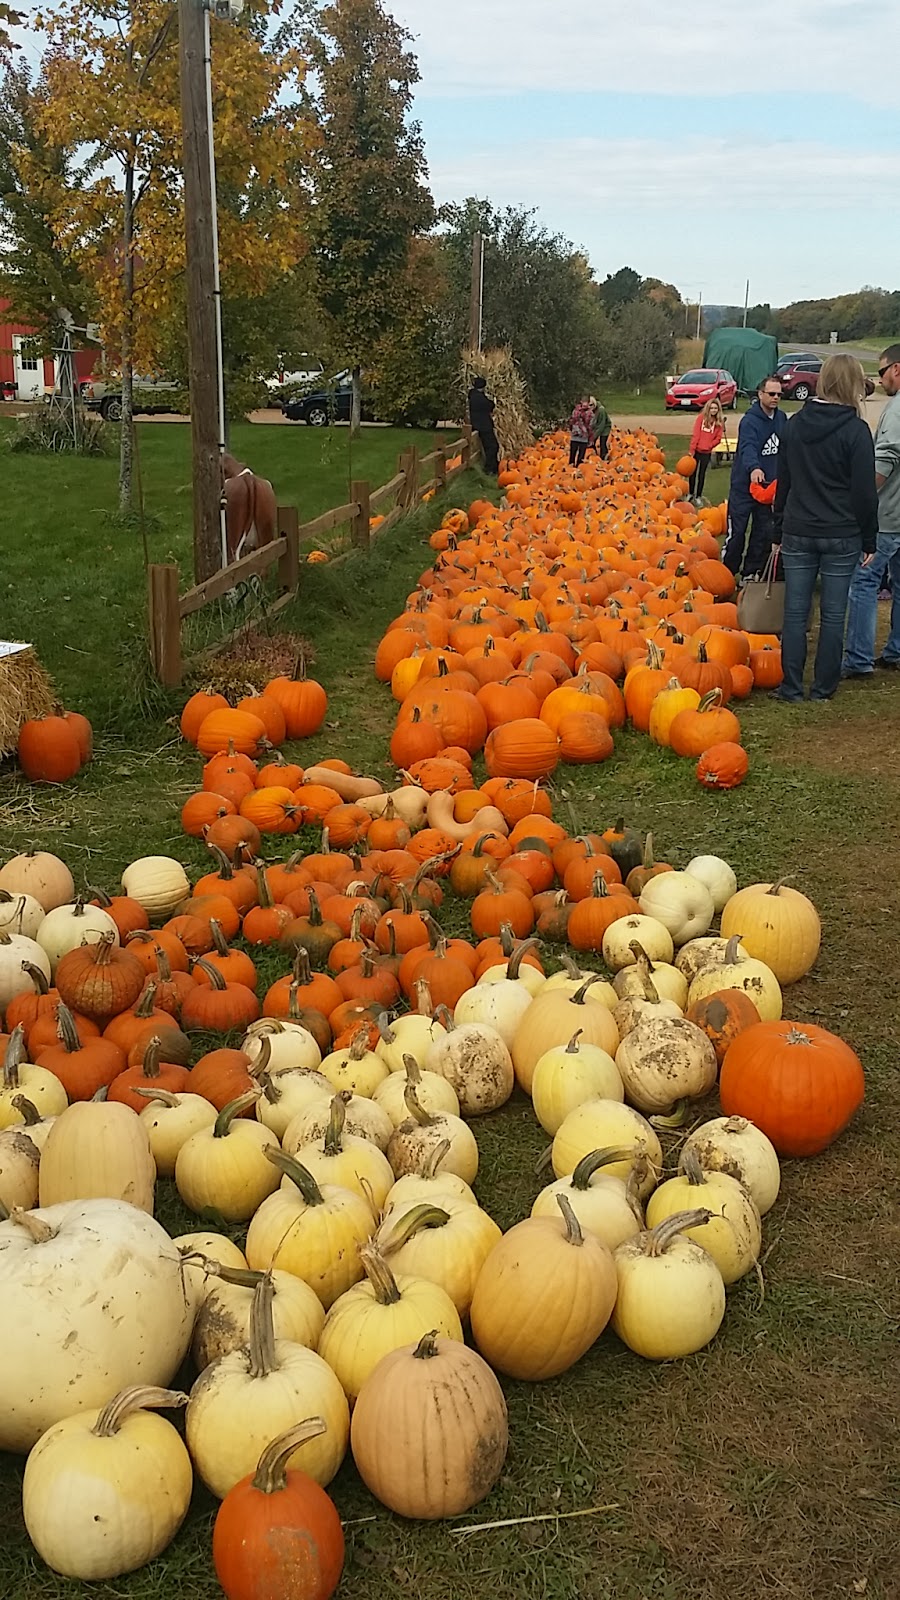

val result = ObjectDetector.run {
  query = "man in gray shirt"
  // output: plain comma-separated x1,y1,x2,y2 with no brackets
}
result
843,343,900,675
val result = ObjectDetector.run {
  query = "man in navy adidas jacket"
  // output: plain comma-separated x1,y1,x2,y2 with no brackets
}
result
722,375,787,576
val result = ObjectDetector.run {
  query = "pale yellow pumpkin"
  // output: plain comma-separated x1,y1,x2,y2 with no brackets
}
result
531,1149,643,1252
317,1245,462,1404
245,1151,374,1309
285,1095,394,1215
612,1210,726,1359
39,1100,155,1213
531,1030,623,1136
175,1092,280,1224
720,880,820,984
552,1098,662,1197
511,981,620,1096
375,1197,501,1318
192,1263,325,1370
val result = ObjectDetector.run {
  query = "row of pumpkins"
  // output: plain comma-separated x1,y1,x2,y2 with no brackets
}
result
0,822,864,1600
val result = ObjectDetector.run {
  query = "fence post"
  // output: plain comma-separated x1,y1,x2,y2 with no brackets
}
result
148,563,182,688
351,480,371,549
397,447,412,509
276,505,300,593
434,437,446,492
461,425,472,468
404,445,420,509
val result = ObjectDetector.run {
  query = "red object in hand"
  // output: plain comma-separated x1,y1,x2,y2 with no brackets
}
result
750,479,777,504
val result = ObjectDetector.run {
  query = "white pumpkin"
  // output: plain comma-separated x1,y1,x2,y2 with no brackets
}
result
284,1091,393,1153
375,1012,447,1073
685,854,737,912
243,1019,322,1075
0,1123,42,1210
0,890,44,940
255,1066,333,1139
425,1024,514,1116
121,857,190,921
531,1152,643,1253
639,872,715,946
0,851,74,912
0,930,52,1010
137,1088,218,1177
601,916,674,971
613,957,688,1009
37,900,119,974
675,935,750,986
680,1115,781,1215
374,1061,460,1127
615,1016,717,1115
0,1199,195,1452
686,937,782,1021
453,978,533,1047
22,1385,192,1580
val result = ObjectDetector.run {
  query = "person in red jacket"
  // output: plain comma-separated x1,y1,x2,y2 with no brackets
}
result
688,398,725,501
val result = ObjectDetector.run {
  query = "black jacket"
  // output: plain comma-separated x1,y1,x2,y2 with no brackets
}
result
468,386,496,434
773,402,878,552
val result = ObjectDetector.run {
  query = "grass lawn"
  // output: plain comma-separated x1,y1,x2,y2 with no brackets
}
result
1,425,899,1600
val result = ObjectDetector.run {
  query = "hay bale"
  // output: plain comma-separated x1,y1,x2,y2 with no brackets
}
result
0,643,57,757
462,347,534,461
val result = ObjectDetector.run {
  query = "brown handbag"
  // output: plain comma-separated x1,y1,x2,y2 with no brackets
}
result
737,549,784,634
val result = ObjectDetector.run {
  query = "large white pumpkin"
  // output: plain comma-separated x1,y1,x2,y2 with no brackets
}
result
121,857,190,920
0,1199,196,1452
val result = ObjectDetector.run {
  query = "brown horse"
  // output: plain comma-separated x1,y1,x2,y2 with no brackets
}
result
222,452,277,565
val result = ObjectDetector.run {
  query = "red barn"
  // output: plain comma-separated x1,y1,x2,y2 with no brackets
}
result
0,299,98,400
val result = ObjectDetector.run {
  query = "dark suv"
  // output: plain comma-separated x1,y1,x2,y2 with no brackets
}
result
282,371,374,426
776,353,875,401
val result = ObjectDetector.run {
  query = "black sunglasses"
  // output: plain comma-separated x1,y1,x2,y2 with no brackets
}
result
878,363,897,378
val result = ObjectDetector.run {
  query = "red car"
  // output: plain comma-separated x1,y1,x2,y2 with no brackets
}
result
777,354,875,400
665,368,738,410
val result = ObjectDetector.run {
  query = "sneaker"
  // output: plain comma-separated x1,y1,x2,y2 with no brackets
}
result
768,690,802,702
875,656,900,671
842,668,874,679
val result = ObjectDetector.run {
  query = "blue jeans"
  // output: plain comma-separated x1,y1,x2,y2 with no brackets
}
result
842,533,900,672
778,535,861,701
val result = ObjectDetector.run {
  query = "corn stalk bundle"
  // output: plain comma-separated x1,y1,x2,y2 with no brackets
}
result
462,347,534,462
0,644,56,756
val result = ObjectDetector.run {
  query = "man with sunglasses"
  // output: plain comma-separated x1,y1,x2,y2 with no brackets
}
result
843,345,900,676
722,376,786,578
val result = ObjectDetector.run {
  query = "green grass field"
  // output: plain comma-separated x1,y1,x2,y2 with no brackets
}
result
1,422,899,1600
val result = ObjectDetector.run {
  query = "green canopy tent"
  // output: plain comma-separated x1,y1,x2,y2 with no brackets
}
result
703,327,779,395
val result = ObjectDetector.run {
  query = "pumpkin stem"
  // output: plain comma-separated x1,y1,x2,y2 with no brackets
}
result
766,877,794,895
204,842,235,881
401,1053,422,1087
86,885,111,907
134,1085,181,1107
570,1147,635,1189
246,1033,273,1081
2,1023,27,1087
20,962,51,997
376,1202,450,1254
213,1088,259,1136
250,1418,329,1494
650,1100,690,1129
644,1208,713,1257
323,1093,347,1155
255,864,275,911
193,958,227,992
140,1035,164,1080
565,1030,584,1054
680,1148,707,1185
359,1242,403,1306
209,919,230,958
572,974,600,1006
266,1147,325,1206
413,978,435,1017
10,1093,41,1126
422,1138,452,1180
8,1208,56,1243
54,1002,82,1054
555,1193,584,1246
403,1082,437,1127
131,981,159,1019
507,937,540,980
92,1386,188,1438
498,922,517,958
723,934,743,964
247,1273,280,1378
207,1263,270,1290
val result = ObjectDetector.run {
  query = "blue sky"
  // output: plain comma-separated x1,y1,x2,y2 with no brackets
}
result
9,0,900,311
394,0,900,308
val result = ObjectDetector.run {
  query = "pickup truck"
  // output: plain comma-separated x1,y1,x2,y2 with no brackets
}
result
83,376,182,421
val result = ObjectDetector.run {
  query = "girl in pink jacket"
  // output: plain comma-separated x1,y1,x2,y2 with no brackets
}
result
689,399,725,500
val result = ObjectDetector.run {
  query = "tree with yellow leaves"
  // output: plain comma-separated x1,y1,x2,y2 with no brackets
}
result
34,0,309,509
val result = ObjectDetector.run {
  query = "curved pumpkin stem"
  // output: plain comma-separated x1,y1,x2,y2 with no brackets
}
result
251,1419,328,1494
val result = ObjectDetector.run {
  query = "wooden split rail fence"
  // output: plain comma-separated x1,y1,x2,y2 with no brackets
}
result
148,430,480,688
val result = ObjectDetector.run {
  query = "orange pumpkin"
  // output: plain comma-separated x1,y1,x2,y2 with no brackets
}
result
719,1020,865,1157
669,691,741,758
686,988,761,1065
696,741,749,789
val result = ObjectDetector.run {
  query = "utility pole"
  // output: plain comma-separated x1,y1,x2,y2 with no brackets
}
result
695,292,703,341
178,0,224,582
742,278,750,327
469,231,484,352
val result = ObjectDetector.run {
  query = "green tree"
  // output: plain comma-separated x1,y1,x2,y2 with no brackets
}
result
598,265,643,315
0,4,23,56
0,60,90,333
304,0,433,432
606,299,675,392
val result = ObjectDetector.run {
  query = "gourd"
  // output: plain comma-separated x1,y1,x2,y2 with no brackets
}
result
510,978,621,1096
375,1197,501,1318
531,1030,624,1136
531,1149,643,1253
612,1211,727,1359
22,1386,192,1580
425,1016,515,1115
615,1016,717,1115
175,1091,280,1223
286,1095,394,1214
374,1056,460,1127
39,1099,156,1213
186,1275,349,1496
681,1115,781,1214
0,930,52,1011
602,914,673,970
685,854,737,912
686,935,782,1021
245,1151,374,1309
552,1098,662,1197
638,872,715,945
645,1150,762,1283
386,1083,478,1185
36,899,120,974
121,856,191,920
136,1087,218,1177
285,1089,393,1153
0,1198,195,1451
0,851,74,912
720,879,821,984
317,1243,463,1404
470,1196,618,1380
0,1025,68,1129
351,1331,508,1519
212,1420,345,1600
193,1263,326,1371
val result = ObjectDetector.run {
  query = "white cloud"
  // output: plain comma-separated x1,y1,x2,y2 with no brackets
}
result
394,0,896,105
